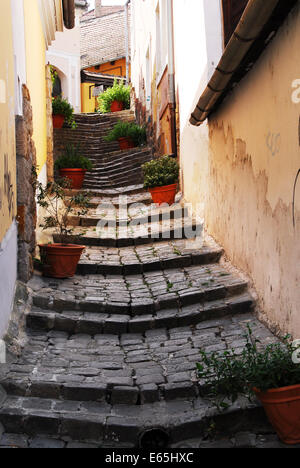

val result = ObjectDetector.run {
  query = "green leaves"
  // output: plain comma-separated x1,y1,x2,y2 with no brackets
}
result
36,178,91,241
104,121,147,146
196,325,300,410
142,156,179,189
52,96,77,128
98,79,131,113
54,144,93,171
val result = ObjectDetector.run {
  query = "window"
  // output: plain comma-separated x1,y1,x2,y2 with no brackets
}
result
156,0,168,80
222,0,249,46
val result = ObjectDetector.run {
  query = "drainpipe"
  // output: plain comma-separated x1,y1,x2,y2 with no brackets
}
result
166,0,177,159
125,0,131,85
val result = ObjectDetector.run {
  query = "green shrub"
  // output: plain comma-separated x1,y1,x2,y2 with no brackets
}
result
142,155,179,189
55,144,93,171
52,96,76,128
196,324,300,410
104,121,147,146
97,79,130,113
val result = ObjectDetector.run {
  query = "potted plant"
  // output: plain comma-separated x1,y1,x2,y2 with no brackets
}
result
196,325,300,445
54,144,93,190
142,155,179,205
98,79,131,113
52,95,77,129
104,120,147,150
36,178,90,278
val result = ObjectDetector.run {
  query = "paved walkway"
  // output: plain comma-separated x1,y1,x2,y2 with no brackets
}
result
0,112,287,448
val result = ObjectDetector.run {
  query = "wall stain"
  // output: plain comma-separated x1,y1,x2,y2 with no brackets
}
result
266,131,281,157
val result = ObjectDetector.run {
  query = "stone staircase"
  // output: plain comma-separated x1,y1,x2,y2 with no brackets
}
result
0,185,280,448
53,111,153,190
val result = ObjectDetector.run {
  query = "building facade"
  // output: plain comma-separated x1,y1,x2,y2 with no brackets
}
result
0,0,75,339
131,0,300,337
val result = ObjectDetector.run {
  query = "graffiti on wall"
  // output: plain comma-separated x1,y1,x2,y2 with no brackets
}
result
266,132,281,157
3,153,14,217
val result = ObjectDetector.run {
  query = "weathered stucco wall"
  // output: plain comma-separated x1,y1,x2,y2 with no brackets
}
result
203,6,300,336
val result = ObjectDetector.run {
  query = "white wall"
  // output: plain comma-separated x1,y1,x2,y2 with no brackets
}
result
46,17,81,112
0,221,17,338
11,0,27,116
172,0,223,215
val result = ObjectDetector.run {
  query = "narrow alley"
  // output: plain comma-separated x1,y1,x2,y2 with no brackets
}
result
0,0,299,452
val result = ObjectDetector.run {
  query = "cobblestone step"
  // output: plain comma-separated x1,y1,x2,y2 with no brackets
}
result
0,393,269,447
0,315,278,446
76,238,223,275
27,293,254,335
30,263,249,316
52,218,203,247
3,314,261,404
69,205,189,228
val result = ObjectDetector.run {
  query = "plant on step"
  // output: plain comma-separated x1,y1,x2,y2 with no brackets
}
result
55,144,93,171
104,120,147,147
196,325,300,444
142,155,179,206
97,79,131,113
54,144,93,190
52,95,77,129
36,178,91,279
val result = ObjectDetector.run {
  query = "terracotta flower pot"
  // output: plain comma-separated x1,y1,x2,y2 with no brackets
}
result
118,137,135,151
53,114,65,129
59,168,87,190
39,244,85,278
110,100,124,112
149,183,178,206
254,385,300,444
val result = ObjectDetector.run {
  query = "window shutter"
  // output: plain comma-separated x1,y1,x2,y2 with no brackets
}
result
222,0,249,46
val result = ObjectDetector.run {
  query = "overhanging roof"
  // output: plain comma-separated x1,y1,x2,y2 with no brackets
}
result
190,0,299,126
81,70,125,86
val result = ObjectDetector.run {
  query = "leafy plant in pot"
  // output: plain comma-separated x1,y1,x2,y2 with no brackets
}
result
104,120,147,150
97,79,131,113
142,155,179,205
37,178,90,278
54,144,93,190
52,95,77,129
196,325,300,445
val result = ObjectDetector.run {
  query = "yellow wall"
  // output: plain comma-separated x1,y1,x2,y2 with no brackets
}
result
81,82,97,113
0,0,16,242
23,0,47,176
82,59,131,113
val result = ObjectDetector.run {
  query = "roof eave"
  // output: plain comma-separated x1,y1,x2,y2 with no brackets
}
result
190,0,298,126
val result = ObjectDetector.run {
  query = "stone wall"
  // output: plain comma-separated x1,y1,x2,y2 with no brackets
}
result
15,85,37,283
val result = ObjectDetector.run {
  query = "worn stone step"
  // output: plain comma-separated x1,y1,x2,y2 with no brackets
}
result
75,238,223,275
65,184,146,198
26,294,255,336
30,263,249,316
69,205,189,228
52,217,203,247
0,393,270,447
1,315,275,411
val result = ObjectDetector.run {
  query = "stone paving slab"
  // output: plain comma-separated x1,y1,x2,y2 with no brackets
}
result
27,293,254,335
30,264,249,316
0,314,277,406
0,392,271,446
76,238,223,275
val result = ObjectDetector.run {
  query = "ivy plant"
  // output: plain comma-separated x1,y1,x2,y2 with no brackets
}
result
142,155,179,189
97,79,131,113
54,144,93,171
104,121,147,146
196,324,300,410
